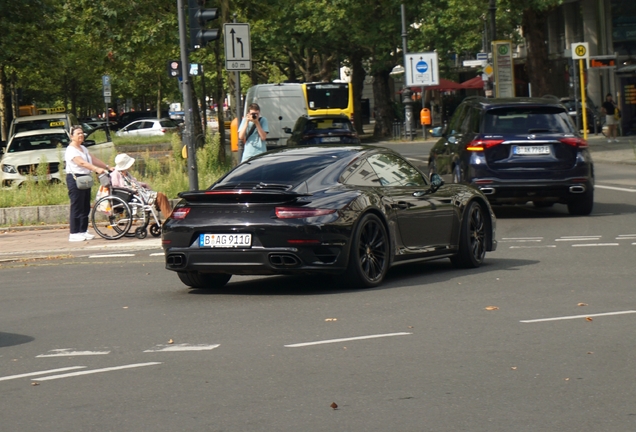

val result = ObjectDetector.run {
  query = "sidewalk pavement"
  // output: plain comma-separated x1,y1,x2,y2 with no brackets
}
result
0,134,633,262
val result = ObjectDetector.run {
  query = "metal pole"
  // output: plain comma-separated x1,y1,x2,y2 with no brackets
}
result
201,64,207,136
400,3,413,141
177,0,198,190
234,14,243,162
579,59,588,140
489,0,497,43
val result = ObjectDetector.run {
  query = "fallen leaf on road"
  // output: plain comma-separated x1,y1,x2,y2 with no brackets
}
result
325,318,337,322
585,317,593,321
587,352,594,354
330,402,338,410
31,382,39,386
408,326,414,329
511,367,517,370
168,339,174,344
577,303,588,307
564,378,570,381
122,306,128,309
485,306,499,311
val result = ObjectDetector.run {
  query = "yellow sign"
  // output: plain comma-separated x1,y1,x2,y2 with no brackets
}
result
49,121,65,127
571,42,589,60
484,64,494,77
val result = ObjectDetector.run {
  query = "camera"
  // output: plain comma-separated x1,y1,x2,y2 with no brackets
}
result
251,113,258,120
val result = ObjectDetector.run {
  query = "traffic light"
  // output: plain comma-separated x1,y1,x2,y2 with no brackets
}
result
167,60,182,78
188,0,219,50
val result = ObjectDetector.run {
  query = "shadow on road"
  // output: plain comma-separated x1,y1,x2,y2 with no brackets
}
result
0,332,34,348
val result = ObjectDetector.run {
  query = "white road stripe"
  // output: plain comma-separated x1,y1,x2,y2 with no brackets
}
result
521,310,636,323
89,254,135,258
285,332,412,348
559,235,602,238
596,185,636,193
149,252,164,256
571,243,619,247
143,344,220,352
37,349,111,357
555,237,601,241
500,239,542,243
32,362,162,381
502,237,543,240
510,245,556,249
0,367,86,382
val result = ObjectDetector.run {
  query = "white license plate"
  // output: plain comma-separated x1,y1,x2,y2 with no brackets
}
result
321,137,341,143
513,145,550,155
199,233,252,248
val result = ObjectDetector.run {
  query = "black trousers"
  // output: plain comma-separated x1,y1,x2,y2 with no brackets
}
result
66,173,92,234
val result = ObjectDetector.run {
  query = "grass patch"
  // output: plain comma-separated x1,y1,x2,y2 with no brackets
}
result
0,132,232,208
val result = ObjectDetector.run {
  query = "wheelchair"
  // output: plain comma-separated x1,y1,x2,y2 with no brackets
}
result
90,173,162,240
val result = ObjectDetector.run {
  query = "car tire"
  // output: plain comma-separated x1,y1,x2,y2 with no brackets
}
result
345,213,389,288
452,164,462,184
177,271,232,289
450,201,487,268
567,189,594,216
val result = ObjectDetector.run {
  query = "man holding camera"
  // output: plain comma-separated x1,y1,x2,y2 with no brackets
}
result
239,103,269,162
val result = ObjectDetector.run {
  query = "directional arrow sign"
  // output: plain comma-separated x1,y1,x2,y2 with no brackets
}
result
405,52,439,87
224,23,251,71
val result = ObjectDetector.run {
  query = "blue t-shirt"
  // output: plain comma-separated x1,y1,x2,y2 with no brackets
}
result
240,116,269,162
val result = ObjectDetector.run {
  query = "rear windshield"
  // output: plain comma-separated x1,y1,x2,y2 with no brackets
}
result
215,153,342,188
305,118,354,132
159,119,178,127
8,133,70,153
14,118,68,134
305,83,349,110
483,107,574,134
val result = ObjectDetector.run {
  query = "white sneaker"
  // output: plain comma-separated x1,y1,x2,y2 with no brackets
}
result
607,139,612,143
69,233,87,242
82,232,95,240
614,139,619,143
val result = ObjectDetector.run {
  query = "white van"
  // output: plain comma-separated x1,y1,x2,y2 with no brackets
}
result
243,83,307,149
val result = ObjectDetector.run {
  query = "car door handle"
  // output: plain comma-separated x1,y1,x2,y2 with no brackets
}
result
393,201,409,210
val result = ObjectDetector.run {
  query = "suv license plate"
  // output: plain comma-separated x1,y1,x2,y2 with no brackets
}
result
513,145,550,155
199,234,252,248
321,137,340,143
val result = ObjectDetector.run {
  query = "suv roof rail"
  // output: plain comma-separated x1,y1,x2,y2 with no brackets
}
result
541,94,561,102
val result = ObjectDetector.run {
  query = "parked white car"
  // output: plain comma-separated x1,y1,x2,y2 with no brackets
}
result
115,118,179,137
0,128,114,187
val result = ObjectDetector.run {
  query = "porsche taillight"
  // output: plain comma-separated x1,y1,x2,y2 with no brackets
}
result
466,139,505,151
559,137,588,148
275,207,336,219
170,207,191,220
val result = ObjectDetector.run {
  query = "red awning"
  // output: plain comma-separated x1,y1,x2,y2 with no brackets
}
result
460,76,486,89
425,78,463,91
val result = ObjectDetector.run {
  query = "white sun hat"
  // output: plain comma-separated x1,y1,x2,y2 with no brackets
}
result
114,153,135,171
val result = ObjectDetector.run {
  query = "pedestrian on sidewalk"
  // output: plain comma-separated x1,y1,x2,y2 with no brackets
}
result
601,93,619,143
110,153,173,218
65,125,112,242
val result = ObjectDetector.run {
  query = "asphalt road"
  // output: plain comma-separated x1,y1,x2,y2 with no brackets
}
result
1,144,635,431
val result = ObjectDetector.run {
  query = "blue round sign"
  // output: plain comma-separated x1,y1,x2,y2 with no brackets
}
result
416,61,428,73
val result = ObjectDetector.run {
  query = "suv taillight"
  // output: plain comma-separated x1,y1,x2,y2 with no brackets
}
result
559,137,588,148
466,139,504,151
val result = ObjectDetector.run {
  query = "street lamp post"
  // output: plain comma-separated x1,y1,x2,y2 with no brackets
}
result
400,3,414,140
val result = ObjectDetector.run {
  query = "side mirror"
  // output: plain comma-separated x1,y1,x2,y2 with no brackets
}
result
283,127,292,134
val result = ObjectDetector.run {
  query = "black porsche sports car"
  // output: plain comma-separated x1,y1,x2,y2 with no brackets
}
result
162,146,497,289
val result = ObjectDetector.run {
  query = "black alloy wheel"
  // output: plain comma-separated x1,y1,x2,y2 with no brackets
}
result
345,213,389,288
451,201,487,268
177,271,232,289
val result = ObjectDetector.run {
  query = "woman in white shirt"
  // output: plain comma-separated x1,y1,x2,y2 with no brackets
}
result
65,125,111,242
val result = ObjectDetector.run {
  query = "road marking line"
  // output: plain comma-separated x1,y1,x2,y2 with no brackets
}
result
521,310,636,323
0,367,86,382
558,235,602,238
502,237,543,240
571,243,619,247
149,252,164,256
509,245,556,249
596,185,636,193
32,362,162,381
89,254,135,258
500,239,542,243
37,349,111,357
285,332,412,348
555,237,601,241
143,344,220,352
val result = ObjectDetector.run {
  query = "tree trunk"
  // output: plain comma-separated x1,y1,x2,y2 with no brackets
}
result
0,64,9,141
350,52,366,134
372,69,393,139
522,8,553,97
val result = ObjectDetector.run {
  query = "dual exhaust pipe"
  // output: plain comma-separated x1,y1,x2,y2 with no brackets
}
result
479,185,586,195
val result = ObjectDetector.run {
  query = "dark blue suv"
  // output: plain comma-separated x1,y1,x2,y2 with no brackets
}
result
428,97,594,215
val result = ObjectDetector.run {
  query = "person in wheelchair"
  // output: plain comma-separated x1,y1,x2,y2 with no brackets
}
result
110,153,172,217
